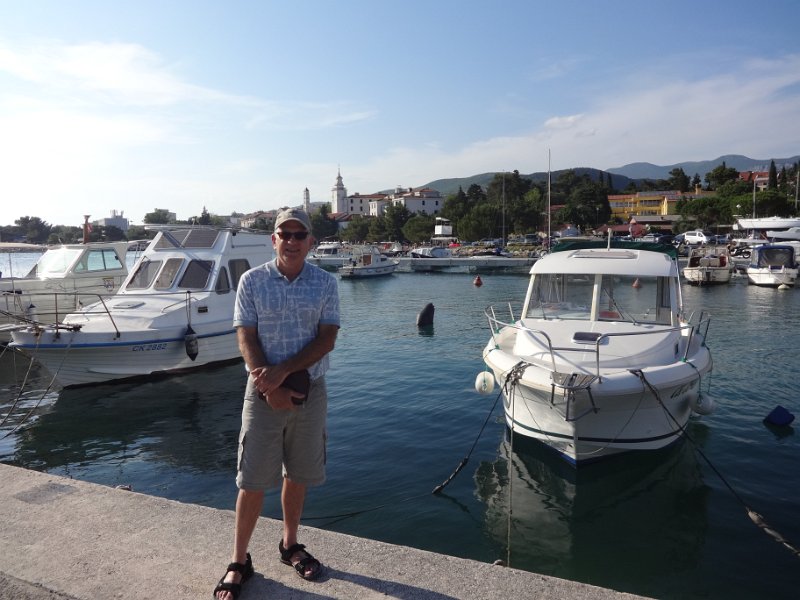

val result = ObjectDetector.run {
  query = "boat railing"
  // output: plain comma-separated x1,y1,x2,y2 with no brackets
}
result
4,289,206,339
485,304,712,382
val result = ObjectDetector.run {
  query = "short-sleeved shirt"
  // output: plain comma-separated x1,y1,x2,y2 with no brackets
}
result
233,259,340,380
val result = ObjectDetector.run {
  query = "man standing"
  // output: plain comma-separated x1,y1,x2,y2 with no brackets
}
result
214,208,340,600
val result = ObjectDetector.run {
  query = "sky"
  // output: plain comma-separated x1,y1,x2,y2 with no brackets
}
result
1,0,799,228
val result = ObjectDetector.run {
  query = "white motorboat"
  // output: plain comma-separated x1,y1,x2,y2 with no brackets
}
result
9,227,273,387
766,227,800,241
1,241,129,341
308,240,351,269
682,245,733,285
338,245,398,278
482,240,714,466
409,246,452,258
745,244,798,287
735,216,800,230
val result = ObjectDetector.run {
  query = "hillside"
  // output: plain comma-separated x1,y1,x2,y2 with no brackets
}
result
424,168,635,198
606,154,799,180
420,154,799,197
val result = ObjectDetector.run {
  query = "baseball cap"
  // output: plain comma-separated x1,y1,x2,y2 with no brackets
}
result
274,208,312,232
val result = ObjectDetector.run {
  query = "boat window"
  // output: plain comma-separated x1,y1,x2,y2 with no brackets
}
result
526,274,592,320
228,259,251,290
154,258,184,290
27,248,82,276
177,260,213,290
215,266,231,294
125,259,163,290
525,273,667,324
74,249,124,273
598,274,664,324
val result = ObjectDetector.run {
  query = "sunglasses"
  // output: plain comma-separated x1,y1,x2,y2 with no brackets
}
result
276,230,310,241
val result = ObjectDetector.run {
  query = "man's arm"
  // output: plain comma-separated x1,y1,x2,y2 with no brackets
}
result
238,323,339,407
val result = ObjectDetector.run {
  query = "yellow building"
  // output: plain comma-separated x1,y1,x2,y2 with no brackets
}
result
607,187,714,221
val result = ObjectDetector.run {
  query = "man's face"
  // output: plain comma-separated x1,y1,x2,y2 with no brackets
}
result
273,221,313,267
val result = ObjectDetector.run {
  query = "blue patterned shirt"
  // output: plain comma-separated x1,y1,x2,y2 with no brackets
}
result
233,260,340,380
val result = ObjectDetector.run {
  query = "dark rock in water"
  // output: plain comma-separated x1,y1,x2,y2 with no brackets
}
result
416,303,435,327
764,405,795,427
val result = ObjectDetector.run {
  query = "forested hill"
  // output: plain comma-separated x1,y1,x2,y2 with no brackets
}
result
607,154,800,180
421,154,800,197
423,168,635,198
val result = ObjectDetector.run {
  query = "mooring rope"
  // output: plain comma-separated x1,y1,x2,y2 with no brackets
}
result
301,382,504,526
632,368,800,560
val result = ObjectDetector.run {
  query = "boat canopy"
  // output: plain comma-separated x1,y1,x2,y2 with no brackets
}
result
532,241,677,277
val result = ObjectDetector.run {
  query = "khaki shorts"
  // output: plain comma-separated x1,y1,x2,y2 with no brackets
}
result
236,376,327,490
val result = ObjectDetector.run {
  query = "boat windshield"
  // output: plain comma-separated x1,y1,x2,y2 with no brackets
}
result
125,259,163,290
525,273,672,325
26,248,83,277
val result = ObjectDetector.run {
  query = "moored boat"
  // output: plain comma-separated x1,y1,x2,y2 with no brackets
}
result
1,241,129,341
9,226,273,387
482,239,714,466
745,244,798,287
683,245,733,285
338,245,398,278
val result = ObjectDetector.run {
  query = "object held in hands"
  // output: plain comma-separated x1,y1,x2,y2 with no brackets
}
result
281,369,311,405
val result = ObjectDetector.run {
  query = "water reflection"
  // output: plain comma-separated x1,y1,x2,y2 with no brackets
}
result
4,359,247,500
475,427,710,597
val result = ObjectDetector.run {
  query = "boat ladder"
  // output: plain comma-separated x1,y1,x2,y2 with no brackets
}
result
550,372,599,421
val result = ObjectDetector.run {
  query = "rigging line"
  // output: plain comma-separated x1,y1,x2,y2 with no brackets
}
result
432,384,503,495
2,333,75,439
303,379,505,525
632,369,800,560
0,341,41,429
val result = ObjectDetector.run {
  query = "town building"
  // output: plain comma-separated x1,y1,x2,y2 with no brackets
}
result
93,210,130,232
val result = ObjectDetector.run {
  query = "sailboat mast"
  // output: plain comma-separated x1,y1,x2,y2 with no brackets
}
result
547,149,552,242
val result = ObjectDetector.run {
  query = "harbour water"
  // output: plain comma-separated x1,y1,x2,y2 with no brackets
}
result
1,251,799,599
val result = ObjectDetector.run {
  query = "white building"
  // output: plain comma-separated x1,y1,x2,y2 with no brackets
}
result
388,186,444,215
94,210,130,232
329,171,444,217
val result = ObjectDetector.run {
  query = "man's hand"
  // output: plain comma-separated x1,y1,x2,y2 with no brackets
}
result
251,367,303,410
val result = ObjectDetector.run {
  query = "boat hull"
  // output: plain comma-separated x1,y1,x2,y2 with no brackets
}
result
682,267,732,285
746,267,797,287
11,325,241,388
484,340,711,465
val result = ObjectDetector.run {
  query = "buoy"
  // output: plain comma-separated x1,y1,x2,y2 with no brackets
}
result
184,324,199,361
474,371,495,395
691,393,715,415
416,302,435,327
632,278,641,289
778,283,791,290
473,275,483,287
764,405,795,427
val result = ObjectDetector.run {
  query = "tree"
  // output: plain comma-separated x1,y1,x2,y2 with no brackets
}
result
310,205,339,240
382,203,412,241
15,216,51,243
340,215,369,242
402,214,436,244
143,209,172,224
198,206,212,225
704,162,738,190
768,160,778,190
668,168,691,192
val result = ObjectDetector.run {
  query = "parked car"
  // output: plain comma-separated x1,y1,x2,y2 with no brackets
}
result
683,230,713,245
640,233,674,245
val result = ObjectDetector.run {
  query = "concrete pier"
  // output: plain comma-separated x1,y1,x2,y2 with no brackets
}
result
0,463,649,599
